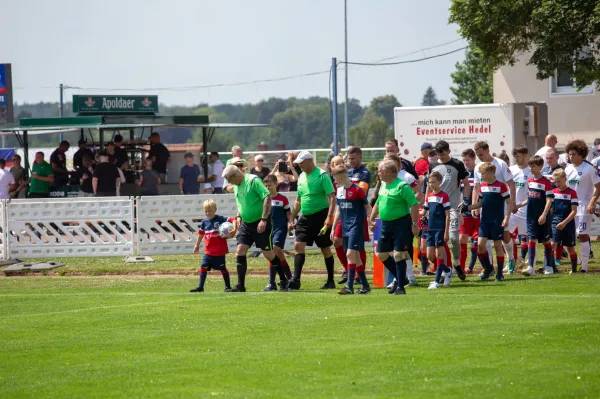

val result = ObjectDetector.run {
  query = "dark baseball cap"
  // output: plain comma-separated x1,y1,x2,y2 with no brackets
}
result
421,142,433,150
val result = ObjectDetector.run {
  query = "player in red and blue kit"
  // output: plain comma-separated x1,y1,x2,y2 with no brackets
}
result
463,162,512,281
331,165,371,295
551,169,579,273
421,171,452,289
459,149,480,274
263,175,294,290
190,199,235,292
520,156,555,276
334,147,371,285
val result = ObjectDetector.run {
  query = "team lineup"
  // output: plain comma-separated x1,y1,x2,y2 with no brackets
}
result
189,138,600,294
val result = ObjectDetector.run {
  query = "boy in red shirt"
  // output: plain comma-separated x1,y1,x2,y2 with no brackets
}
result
190,200,236,292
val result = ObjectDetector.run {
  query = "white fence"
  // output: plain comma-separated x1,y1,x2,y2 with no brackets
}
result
1,194,598,259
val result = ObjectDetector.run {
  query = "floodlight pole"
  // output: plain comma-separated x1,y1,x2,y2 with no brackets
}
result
59,83,64,142
332,57,339,156
343,0,349,149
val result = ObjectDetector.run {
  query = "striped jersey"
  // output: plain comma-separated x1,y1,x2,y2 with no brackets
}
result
551,187,578,225
526,176,554,221
336,183,368,235
479,181,510,223
270,193,290,227
423,191,451,231
198,215,235,256
348,165,371,194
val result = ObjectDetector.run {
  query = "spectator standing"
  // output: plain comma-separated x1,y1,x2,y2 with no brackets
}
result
270,154,298,192
250,154,271,179
73,139,95,170
179,153,201,195
225,146,248,170
535,134,558,168
9,154,27,199
77,156,95,197
50,140,71,187
28,152,54,198
414,142,432,177
288,151,302,191
113,134,129,168
138,159,161,196
208,152,225,193
0,159,16,200
148,132,170,182
93,152,121,197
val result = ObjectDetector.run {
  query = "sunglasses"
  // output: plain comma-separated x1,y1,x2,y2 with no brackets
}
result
256,159,264,162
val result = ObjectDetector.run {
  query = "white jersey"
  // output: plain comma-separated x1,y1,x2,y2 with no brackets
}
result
397,170,417,188
560,151,594,166
474,157,513,184
509,165,532,218
565,161,600,215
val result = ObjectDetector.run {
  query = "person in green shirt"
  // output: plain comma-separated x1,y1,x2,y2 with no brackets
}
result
28,152,55,198
368,160,420,295
288,151,336,290
222,165,288,292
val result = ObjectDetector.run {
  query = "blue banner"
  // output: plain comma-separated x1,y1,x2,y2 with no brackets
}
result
0,64,6,105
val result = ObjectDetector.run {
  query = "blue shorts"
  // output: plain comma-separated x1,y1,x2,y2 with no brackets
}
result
419,228,428,239
552,222,576,247
272,225,288,249
527,220,551,242
426,230,445,248
478,221,504,241
201,254,226,271
378,215,412,253
343,232,365,252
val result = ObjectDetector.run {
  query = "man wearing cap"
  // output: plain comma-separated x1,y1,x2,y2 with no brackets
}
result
179,152,201,195
288,150,337,290
73,139,95,170
415,142,432,177
222,165,288,292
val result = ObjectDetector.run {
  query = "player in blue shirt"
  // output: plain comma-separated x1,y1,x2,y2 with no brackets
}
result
263,175,293,290
463,162,512,281
420,171,452,289
519,156,555,276
334,146,370,285
551,169,579,274
331,165,372,295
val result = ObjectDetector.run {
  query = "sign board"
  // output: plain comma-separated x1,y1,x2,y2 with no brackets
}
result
394,104,516,161
73,95,159,114
0,64,15,124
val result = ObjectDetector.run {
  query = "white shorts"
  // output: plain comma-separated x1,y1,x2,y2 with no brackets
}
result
576,214,592,235
508,215,527,236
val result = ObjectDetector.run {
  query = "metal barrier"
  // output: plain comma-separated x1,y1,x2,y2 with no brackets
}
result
6,197,135,258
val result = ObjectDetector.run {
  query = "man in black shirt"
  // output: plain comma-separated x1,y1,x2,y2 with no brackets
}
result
77,156,95,197
149,132,170,182
92,152,120,197
50,140,71,187
113,134,129,168
73,139,95,170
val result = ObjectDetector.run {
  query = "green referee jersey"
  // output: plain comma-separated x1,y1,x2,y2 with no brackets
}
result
233,174,270,223
376,178,418,221
297,167,335,215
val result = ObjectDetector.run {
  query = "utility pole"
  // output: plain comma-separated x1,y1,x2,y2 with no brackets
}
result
332,58,339,156
59,83,64,142
343,0,349,149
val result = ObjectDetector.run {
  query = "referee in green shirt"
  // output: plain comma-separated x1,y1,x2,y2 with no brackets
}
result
368,160,420,295
222,165,287,292
288,151,337,290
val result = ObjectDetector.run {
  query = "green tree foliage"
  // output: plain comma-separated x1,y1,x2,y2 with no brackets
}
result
449,0,600,89
421,86,446,106
450,47,493,104
367,95,401,125
349,112,393,148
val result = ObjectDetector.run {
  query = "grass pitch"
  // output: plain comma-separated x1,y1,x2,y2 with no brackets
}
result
1,273,599,398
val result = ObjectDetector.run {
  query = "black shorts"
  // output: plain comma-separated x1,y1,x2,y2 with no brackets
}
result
552,222,576,247
527,220,551,242
378,215,412,253
295,208,332,248
237,219,273,251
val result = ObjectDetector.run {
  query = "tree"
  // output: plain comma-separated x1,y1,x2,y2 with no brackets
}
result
449,0,600,89
367,95,401,125
450,47,493,104
421,86,446,106
349,111,393,148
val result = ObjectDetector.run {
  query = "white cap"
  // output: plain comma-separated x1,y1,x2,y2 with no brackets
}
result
293,150,313,164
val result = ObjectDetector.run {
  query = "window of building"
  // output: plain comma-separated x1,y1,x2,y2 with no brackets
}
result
550,69,594,95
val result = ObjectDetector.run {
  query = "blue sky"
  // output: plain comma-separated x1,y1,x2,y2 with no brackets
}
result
3,0,466,107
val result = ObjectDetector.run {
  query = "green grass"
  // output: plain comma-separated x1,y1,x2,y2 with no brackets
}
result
1,273,599,398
